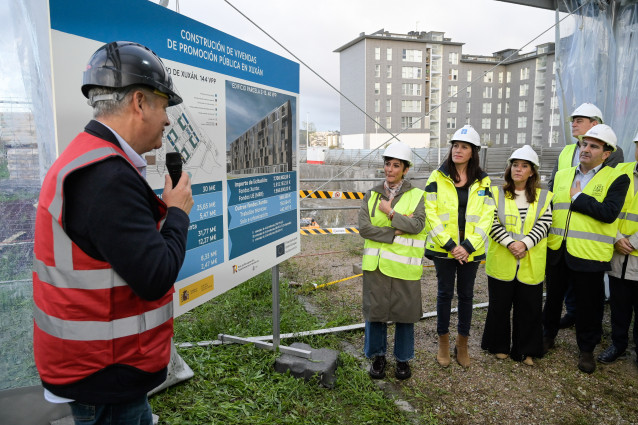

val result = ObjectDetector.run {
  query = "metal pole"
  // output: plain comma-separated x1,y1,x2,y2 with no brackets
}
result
272,264,280,349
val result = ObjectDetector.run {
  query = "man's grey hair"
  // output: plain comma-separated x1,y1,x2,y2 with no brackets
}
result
88,85,153,118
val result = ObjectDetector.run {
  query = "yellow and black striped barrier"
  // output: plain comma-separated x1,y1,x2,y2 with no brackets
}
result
300,227,360,235
300,190,365,200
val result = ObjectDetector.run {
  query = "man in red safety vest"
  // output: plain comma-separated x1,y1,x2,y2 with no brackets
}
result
32,41,193,424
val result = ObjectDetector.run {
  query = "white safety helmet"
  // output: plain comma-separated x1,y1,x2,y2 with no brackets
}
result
570,103,604,124
583,124,617,151
383,141,413,166
450,125,481,148
508,145,540,169
633,130,638,143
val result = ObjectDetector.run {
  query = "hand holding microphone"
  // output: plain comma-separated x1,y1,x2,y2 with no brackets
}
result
163,152,194,214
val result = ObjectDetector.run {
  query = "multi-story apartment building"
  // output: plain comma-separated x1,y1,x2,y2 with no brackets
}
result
335,29,560,150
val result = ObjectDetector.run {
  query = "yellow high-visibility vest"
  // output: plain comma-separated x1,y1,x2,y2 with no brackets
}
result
615,162,638,257
548,166,622,262
486,187,553,285
424,169,495,261
362,188,427,280
558,144,578,170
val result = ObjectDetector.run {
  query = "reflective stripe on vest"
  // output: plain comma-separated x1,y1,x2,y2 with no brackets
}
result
548,165,620,261
486,187,552,284
362,188,426,280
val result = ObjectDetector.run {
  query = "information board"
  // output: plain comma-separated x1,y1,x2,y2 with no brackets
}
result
48,0,300,316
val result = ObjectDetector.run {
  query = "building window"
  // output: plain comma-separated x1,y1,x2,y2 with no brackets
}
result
375,64,381,78
448,101,457,114
401,116,421,129
495,133,501,145
517,132,526,144
386,48,392,61
498,72,504,84
483,87,493,98
386,116,392,129
402,83,421,96
375,47,380,60
497,103,502,114
466,117,471,125
520,67,530,80
449,69,458,81
505,103,510,114
503,133,508,144
374,82,380,95
484,71,493,83
518,116,527,128
374,99,380,113
386,100,392,113
447,117,457,129
401,100,422,112
504,118,509,129
467,70,472,81
506,71,511,83
387,83,392,95
482,133,490,144
375,116,380,131
519,100,528,113
448,85,458,97
482,118,491,130
466,86,472,97
386,65,392,78
482,103,492,114
403,49,423,62
496,118,501,129
466,102,471,114
498,88,503,99
506,87,511,99
449,52,459,65
401,66,422,79
520,84,529,96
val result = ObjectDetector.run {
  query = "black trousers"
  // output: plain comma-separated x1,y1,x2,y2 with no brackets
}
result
543,257,605,353
481,276,544,360
608,275,638,352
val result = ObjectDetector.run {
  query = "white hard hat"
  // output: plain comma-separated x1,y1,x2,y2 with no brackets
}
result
383,141,413,166
570,103,604,124
450,125,481,148
508,145,539,169
583,124,617,151
633,130,638,143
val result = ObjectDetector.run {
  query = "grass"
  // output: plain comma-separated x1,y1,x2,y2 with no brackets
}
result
151,271,426,424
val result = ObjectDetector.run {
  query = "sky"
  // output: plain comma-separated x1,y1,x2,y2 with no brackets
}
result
0,0,570,127
169,0,567,131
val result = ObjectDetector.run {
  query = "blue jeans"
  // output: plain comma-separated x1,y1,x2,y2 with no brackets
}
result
69,395,152,425
433,257,479,336
364,321,414,362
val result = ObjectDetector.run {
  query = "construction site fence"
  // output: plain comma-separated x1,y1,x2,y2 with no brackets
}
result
298,146,562,179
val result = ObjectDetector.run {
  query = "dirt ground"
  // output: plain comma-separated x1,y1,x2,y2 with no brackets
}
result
283,234,638,425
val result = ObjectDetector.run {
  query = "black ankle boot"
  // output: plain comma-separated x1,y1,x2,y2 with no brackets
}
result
369,355,386,379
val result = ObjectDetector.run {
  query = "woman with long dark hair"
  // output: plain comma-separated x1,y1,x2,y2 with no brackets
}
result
425,125,495,368
482,145,553,366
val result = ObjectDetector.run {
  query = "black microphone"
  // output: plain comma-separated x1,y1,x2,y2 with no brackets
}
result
166,152,183,188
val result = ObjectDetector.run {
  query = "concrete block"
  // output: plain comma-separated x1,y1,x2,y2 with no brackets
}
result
353,263,363,274
274,342,339,388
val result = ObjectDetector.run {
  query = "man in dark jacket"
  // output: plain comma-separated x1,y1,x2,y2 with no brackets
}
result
33,41,193,424
543,124,629,374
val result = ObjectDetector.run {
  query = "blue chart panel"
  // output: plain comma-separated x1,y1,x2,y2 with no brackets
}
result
227,171,296,260
157,181,225,279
